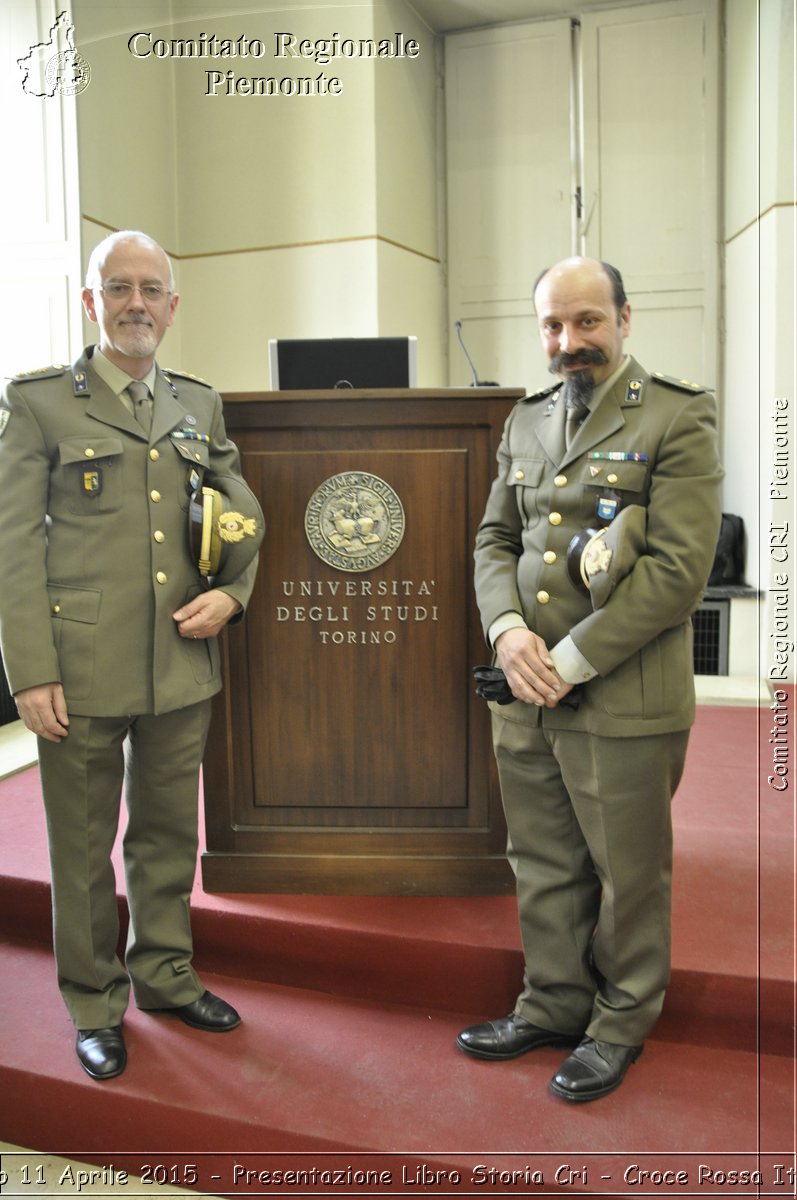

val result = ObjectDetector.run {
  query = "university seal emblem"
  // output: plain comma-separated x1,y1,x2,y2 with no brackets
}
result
305,472,405,572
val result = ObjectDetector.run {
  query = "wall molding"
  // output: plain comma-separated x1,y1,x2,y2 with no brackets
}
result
82,216,441,266
725,200,797,246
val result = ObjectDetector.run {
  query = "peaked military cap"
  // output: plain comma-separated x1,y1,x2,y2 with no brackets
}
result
567,504,648,609
189,475,264,583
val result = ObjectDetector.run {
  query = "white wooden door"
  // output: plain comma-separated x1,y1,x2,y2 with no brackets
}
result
445,19,573,390
445,0,719,393
580,0,720,387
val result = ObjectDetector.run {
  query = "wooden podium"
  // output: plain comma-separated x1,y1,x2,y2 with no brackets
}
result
201,387,523,895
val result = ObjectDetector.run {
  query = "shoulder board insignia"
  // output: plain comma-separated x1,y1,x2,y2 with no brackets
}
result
10,365,66,382
652,372,708,394
522,382,561,404
163,368,213,389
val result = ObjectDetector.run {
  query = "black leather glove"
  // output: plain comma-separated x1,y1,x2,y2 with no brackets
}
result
473,666,515,705
473,665,582,710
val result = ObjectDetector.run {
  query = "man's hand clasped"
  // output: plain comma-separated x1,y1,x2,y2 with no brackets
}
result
494,627,574,708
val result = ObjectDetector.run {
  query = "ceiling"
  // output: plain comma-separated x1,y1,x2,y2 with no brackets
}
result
407,0,656,33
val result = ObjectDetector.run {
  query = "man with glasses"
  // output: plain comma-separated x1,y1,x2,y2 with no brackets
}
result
0,230,263,1080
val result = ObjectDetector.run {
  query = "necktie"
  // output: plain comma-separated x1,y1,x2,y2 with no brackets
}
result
127,381,152,435
565,395,590,449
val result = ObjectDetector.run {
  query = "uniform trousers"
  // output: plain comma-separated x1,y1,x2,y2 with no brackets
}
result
37,699,212,1029
491,706,689,1046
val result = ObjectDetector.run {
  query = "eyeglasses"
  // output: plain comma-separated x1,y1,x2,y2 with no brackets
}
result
99,282,172,303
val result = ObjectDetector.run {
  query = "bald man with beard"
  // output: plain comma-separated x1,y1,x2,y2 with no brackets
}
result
458,258,723,1101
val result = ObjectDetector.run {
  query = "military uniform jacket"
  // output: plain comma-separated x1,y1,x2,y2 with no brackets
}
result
0,347,259,717
474,356,723,737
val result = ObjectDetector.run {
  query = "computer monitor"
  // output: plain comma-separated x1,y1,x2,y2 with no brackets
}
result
268,336,418,390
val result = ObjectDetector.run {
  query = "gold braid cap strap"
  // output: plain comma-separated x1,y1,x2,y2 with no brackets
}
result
189,474,265,581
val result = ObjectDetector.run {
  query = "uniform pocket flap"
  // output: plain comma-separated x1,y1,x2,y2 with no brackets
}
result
170,436,210,467
508,458,544,487
580,459,648,491
47,584,102,624
58,436,123,466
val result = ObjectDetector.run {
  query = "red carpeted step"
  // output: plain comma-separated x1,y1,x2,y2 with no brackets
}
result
0,938,791,1163
0,701,792,1059
0,702,793,1175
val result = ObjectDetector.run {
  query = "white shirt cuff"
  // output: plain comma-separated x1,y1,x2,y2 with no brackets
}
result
550,636,598,684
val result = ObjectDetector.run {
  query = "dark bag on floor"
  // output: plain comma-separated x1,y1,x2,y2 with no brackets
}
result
708,514,745,586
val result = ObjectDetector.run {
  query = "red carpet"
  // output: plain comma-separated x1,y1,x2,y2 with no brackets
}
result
0,702,793,1197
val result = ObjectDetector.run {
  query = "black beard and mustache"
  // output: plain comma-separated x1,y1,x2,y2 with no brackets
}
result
550,348,608,417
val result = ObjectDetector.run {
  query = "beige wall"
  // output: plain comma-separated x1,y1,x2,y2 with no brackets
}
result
70,0,796,681
723,0,795,682
74,0,446,388
75,4,179,248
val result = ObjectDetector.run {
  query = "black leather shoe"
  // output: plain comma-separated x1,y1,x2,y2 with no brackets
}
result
550,1037,643,1101
76,1026,126,1080
456,1014,580,1061
168,990,241,1031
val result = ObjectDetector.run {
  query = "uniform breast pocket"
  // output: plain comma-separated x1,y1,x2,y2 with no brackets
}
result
170,435,211,512
578,459,649,523
508,458,545,525
59,436,124,515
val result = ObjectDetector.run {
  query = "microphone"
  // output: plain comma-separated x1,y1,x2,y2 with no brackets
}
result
454,319,498,386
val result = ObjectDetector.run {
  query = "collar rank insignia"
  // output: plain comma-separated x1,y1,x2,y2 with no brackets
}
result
73,370,89,395
624,379,644,405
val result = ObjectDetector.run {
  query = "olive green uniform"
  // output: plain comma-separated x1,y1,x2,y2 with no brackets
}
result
474,357,723,1044
0,347,259,1028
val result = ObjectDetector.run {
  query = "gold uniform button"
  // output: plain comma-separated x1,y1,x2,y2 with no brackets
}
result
154,530,165,543
156,571,168,585
515,469,525,481
149,448,160,462
52,604,61,614
537,590,550,604
84,448,95,458
549,512,562,526
150,489,161,503
607,472,618,484
195,452,202,461
543,550,557,564
554,474,567,487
